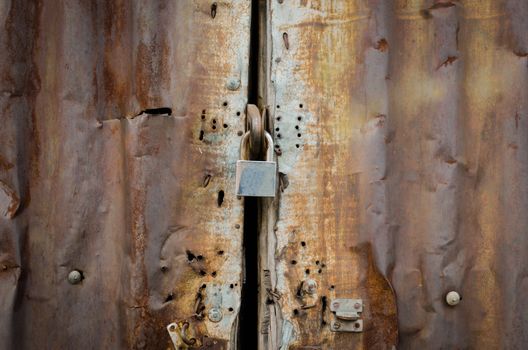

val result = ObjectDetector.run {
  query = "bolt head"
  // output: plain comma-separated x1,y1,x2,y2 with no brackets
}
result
445,291,461,306
208,307,223,322
226,78,241,91
68,270,82,285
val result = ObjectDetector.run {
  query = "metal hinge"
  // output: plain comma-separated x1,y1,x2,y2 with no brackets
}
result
329,298,363,332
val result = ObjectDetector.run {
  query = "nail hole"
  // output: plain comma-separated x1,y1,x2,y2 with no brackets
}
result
299,104,303,108
237,131,243,136
293,309,299,315
228,307,234,312
277,133,281,138
295,144,300,148
211,2,217,18
212,271,217,277
230,284,234,288
165,293,174,302
305,269,310,274
203,174,212,188
212,125,216,130
217,250,224,255
275,144,280,148
201,284,207,289
223,101,228,107
212,119,216,124
276,105,280,109
291,260,297,265
236,111,241,116
186,250,196,262
277,116,281,121
199,130,204,141
321,263,326,268
282,32,289,50
297,116,302,121
301,241,306,247
318,269,322,274
217,190,224,207
297,133,301,137
201,115,206,120
235,224,241,229
275,127,280,131
202,109,206,114
223,124,228,128
200,270,207,276
316,260,320,265
295,125,299,130
161,265,168,272
197,255,203,261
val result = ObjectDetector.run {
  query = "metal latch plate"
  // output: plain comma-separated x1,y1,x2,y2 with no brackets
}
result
330,298,363,332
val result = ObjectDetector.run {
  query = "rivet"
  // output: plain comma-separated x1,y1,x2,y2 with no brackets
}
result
303,279,317,294
208,307,223,322
333,322,341,330
68,270,82,285
226,78,240,91
445,291,461,306
354,302,361,309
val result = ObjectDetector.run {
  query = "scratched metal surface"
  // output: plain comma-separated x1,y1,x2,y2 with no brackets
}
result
265,0,528,349
0,1,250,349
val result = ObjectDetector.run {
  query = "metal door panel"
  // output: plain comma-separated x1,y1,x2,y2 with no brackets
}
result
0,1,250,349
263,0,528,349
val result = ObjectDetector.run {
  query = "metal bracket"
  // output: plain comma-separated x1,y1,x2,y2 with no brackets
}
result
329,298,364,332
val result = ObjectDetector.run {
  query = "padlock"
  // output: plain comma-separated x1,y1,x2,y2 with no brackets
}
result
236,131,276,197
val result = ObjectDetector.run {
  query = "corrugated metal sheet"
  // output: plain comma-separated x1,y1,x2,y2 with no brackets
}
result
2,0,528,349
262,0,528,349
0,1,250,349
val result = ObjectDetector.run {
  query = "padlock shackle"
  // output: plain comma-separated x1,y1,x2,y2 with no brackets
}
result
240,131,274,161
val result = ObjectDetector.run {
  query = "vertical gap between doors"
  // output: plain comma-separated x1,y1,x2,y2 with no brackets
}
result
239,0,261,348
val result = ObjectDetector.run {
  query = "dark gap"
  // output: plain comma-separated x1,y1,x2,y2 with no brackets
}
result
199,130,204,141
321,296,327,325
141,107,172,116
217,190,224,207
239,3,260,348
165,293,174,303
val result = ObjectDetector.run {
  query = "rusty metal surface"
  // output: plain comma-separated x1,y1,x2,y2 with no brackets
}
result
0,1,250,349
264,0,528,349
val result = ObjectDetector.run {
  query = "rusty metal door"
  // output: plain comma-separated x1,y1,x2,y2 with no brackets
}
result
0,1,251,349
259,0,528,349
2,1,528,350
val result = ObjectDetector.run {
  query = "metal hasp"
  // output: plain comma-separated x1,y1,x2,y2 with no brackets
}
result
236,131,276,197
330,298,364,333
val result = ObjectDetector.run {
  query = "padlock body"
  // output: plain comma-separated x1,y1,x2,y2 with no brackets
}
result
235,160,276,197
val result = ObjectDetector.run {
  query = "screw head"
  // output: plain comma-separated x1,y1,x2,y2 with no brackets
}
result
67,270,82,285
445,291,461,306
226,78,240,91
354,302,361,309
208,307,223,322
333,322,341,330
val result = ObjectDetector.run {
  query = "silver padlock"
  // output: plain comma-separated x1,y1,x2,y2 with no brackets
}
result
236,131,276,197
